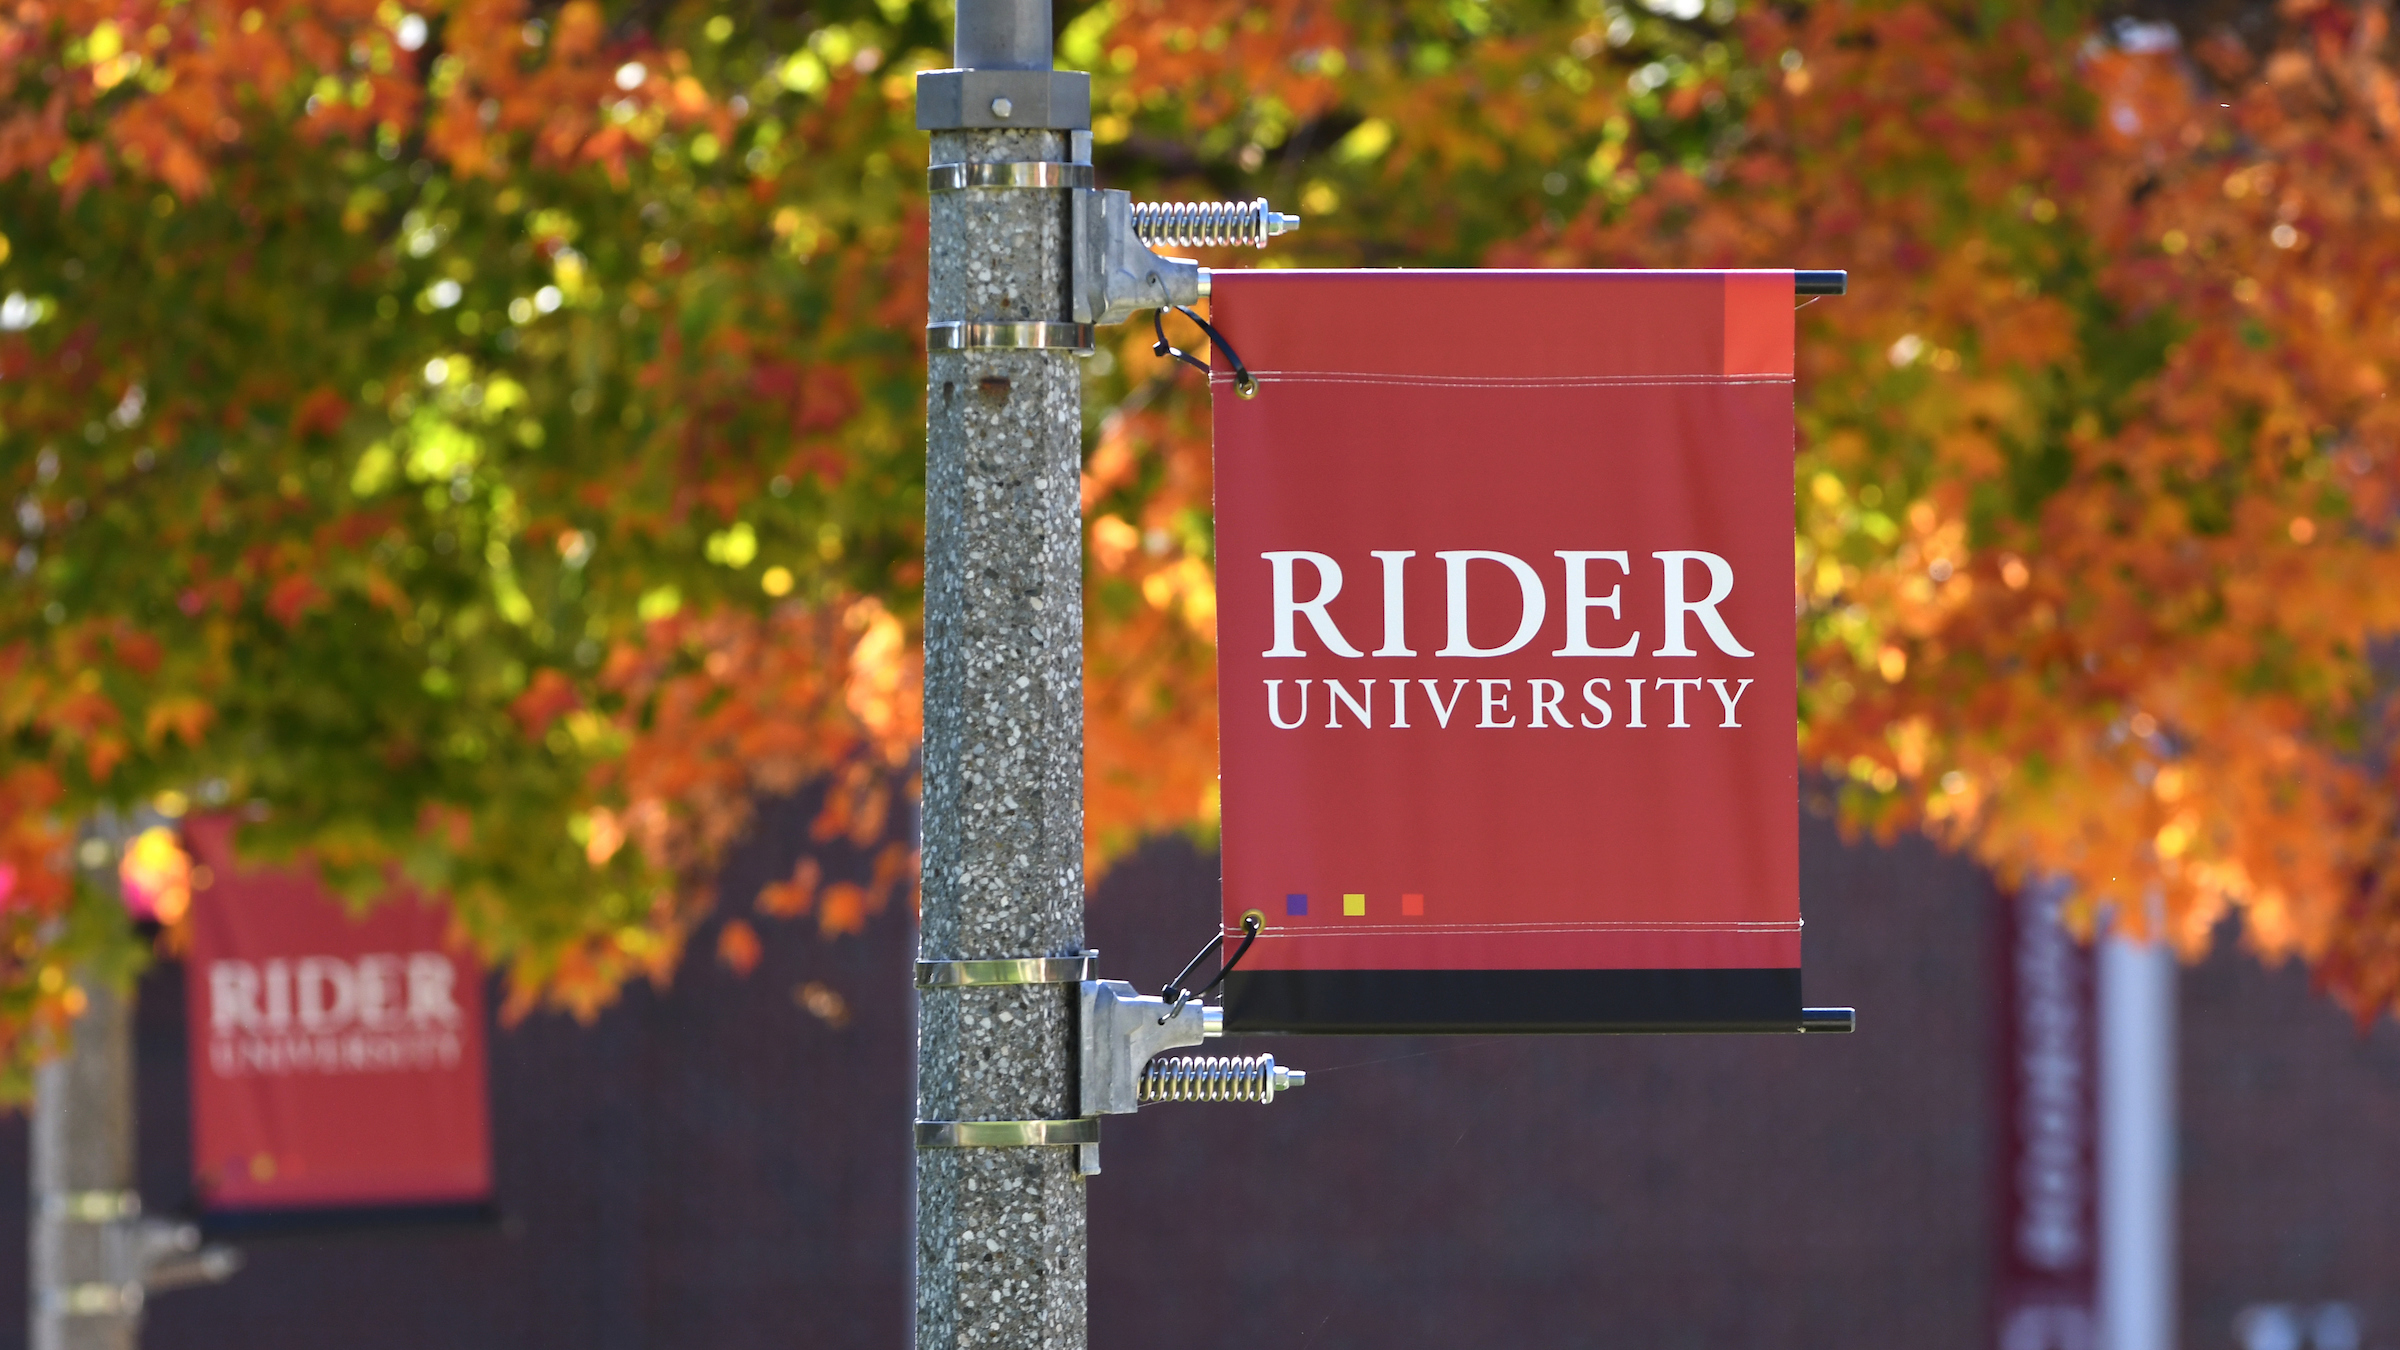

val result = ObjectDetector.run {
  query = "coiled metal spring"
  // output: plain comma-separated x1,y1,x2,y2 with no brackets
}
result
1137,1054,1305,1104
1130,200,1302,250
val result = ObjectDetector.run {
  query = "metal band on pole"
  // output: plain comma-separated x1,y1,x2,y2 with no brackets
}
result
927,321,1095,352
914,1118,1102,1148
915,955,1096,989
928,161,1094,191
39,1192,139,1224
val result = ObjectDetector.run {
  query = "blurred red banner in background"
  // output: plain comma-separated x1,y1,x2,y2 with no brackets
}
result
183,814,492,1213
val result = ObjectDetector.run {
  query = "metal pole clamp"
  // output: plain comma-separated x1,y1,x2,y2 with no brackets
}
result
915,954,1096,988
41,1190,140,1223
928,161,1095,191
914,1118,1100,1148
927,321,1095,352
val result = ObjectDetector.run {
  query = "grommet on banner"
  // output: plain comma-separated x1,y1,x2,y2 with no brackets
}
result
1152,304,1256,398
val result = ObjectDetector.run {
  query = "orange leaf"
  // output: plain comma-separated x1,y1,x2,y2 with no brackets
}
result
716,919,762,976
756,856,820,918
510,669,580,737
816,881,867,937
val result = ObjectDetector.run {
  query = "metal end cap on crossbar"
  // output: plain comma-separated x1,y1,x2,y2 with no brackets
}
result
928,161,1094,191
914,1118,1101,1148
928,321,1094,352
916,954,1096,988
1800,1007,1857,1033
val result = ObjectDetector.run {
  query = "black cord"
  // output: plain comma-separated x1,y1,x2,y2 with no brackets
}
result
1152,305,1257,398
1158,912,1263,1023
1160,933,1223,1006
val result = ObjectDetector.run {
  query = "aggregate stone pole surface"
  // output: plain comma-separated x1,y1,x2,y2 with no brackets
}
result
916,119,1090,1350
31,973,137,1350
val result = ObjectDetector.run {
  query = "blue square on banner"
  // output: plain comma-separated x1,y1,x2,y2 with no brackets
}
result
1285,893,1308,916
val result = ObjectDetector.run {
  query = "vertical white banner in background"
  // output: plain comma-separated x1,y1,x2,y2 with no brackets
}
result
2101,918,2177,1350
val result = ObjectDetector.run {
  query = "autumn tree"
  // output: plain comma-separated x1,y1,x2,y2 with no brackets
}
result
0,0,944,1085
8,0,2400,1093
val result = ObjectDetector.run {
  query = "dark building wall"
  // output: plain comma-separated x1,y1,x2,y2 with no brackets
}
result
2180,938,2400,1344
0,803,2381,1347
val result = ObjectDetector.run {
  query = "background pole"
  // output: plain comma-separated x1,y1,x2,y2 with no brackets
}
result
914,0,1091,1345
30,980,137,1350
32,825,141,1350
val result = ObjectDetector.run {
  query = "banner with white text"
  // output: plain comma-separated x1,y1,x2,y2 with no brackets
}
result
1211,270,1801,1032
1993,880,2100,1350
184,814,494,1212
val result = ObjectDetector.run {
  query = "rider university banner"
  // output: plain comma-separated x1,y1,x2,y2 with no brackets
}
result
184,814,494,1212
1210,270,1800,1033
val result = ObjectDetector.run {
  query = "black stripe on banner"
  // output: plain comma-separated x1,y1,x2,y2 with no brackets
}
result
1221,967,1803,1035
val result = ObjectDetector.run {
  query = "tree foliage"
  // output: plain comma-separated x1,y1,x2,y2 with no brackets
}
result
5,0,2400,1088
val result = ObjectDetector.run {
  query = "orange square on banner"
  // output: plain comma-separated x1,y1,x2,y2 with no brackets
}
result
1401,893,1424,916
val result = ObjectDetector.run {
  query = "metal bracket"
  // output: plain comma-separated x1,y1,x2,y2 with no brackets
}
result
916,954,1096,988
923,149,1293,340
1077,979,1222,1116
33,1201,241,1319
912,954,1104,1168
909,966,1300,1179
133,1216,242,1294
1071,190,1205,327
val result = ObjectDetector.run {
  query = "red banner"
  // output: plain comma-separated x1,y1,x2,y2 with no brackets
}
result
1993,880,2099,1350
183,815,493,1212
1210,270,1799,1032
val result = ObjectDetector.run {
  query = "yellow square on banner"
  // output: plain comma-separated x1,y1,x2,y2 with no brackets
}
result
1343,893,1365,916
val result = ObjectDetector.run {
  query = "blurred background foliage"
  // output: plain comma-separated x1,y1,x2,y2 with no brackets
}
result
3,0,2399,1089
